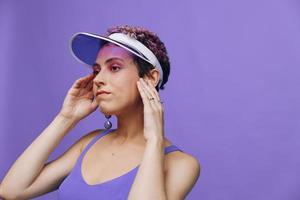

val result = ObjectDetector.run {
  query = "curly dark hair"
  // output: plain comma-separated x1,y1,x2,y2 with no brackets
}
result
105,25,171,91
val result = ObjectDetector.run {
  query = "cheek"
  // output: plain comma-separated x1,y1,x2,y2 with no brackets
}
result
117,83,140,103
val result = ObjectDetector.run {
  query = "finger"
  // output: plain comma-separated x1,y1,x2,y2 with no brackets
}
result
142,79,163,111
87,90,94,100
85,79,93,90
73,78,85,89
84,83,94,99
82,74,95,88
73,74,93,89
138,79,158,110
139,79,154,99
137,80,153,110
145,79,161,101
145,80,163,109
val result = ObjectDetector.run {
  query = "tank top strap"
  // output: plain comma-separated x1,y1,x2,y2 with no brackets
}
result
81,128,115,155
80,130,182,156
164,144,183,154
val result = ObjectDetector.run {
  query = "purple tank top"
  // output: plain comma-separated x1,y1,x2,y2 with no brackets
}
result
57,128,183,200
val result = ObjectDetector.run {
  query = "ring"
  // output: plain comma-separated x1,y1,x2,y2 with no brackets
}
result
148,97,164,104
148,98,164,104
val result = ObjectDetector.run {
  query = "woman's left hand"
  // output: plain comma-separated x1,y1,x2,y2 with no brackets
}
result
137,78,164,142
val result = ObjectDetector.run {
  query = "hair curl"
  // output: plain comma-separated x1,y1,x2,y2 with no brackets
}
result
105,25,171,91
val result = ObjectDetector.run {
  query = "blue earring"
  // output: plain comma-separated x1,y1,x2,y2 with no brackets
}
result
104,115,112,129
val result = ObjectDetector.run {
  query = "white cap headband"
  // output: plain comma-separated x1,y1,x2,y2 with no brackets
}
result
70,32,164,88
108,33,163,88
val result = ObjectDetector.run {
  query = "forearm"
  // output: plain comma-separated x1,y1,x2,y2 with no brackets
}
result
0,114,77,193
128,138,167,200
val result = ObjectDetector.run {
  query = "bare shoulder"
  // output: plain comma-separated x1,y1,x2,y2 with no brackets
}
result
164,138,200,171
164,144,201,199
165,148,201,174
79,129,106,152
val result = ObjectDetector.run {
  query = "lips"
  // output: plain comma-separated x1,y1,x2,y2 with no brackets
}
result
96,90,111,96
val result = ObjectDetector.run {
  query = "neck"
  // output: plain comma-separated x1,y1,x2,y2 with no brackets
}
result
111,103,146,146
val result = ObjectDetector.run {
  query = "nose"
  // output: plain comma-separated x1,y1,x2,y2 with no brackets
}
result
92,69,107,88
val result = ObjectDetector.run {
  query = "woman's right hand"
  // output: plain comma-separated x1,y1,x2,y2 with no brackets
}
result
58,73,98,122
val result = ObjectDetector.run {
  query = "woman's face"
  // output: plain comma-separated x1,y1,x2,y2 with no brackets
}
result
92,43,142,115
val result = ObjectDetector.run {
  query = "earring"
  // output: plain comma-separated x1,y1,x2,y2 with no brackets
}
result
104,114,112,129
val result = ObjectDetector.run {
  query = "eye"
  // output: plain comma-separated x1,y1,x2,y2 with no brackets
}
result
111,65,121,72
93,70,99,75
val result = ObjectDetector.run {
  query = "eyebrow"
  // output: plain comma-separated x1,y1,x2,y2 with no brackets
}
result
92,57,124,69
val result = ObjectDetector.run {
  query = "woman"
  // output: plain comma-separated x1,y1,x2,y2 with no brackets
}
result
0,25,200,200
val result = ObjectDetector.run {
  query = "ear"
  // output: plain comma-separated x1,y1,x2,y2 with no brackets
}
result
145,68,160,87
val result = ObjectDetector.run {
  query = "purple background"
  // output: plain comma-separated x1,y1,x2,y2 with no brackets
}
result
1,0,300,199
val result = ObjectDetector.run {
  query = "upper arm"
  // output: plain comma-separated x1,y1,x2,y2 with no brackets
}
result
16,129,103,200
165,153,201,200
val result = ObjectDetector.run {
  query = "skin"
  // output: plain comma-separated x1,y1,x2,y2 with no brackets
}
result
0,42,200,200
91,42,162,145
88,43,200,200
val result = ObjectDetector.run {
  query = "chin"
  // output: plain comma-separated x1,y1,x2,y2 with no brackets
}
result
98,103,119,116
99,102,131,117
